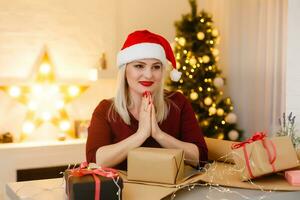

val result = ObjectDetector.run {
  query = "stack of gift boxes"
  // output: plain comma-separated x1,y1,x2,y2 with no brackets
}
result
64,132,300,199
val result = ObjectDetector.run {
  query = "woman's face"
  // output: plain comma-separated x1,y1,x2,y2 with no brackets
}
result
125,58,163,96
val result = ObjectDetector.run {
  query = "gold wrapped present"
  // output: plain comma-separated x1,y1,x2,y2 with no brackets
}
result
232,132,299,181
127,147,185,184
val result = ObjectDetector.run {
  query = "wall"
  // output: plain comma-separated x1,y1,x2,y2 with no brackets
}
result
0,0,119,138
286,0,300,133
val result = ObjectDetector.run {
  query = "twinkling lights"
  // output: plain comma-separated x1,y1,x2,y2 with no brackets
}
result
0,49,88,141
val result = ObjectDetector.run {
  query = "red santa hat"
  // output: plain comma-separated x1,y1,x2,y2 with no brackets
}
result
117,30,182,82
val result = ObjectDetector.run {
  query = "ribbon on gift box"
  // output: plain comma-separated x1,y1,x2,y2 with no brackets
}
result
67,162,120,200
231,132,277,179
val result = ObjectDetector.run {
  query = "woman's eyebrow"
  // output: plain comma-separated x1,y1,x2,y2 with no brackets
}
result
152,62,162,65
131,61,146,64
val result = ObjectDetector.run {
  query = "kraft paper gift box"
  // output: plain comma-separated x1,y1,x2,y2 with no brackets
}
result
231,132,299,181
65,162,123,200
205,137,237,163
127,147,185,184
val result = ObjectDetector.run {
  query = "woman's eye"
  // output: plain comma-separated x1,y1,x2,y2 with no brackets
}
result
153,65,161,70
134,64,144,69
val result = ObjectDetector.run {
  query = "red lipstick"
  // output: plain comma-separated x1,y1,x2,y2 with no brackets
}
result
139,81,154,87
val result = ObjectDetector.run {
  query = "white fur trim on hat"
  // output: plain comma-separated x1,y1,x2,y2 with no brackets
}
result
117,43,167,67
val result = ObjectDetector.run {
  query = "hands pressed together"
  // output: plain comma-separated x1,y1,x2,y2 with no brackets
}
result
136,91,164,141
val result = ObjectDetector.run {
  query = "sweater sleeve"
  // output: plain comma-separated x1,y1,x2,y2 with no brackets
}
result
179,94,208,167
86,100,112,163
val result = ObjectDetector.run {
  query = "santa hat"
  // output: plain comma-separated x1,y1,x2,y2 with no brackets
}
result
117,30,182,82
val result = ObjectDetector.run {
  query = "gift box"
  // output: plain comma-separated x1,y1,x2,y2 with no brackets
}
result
285,170,300,186
65,162,123,200
127,147,185,184
231,132,299,181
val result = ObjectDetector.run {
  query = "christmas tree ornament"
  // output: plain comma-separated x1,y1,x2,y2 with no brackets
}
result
201,120,209,127
178,37,186,46
225,98,232,105
204,97,212,106
212,48,219,56
213,77,224,88
189,57,197,65
197,32,205,40
209,107,217,115
190,91,198,100
228,129,239,141
212,28,219,37
217,108,224,116
225,112,237,124
202,55,210,63
217,132,224,140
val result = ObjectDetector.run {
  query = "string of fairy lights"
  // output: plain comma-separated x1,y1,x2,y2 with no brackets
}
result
0,50,88,141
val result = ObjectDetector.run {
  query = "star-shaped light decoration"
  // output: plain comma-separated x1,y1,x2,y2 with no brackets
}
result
0,48,89,141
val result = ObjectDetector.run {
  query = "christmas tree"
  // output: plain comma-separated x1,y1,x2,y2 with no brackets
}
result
168,0,243,141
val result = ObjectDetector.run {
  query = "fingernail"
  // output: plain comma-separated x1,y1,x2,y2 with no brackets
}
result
142,91,147,97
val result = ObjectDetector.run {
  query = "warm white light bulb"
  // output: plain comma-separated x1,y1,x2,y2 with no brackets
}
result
22,122,35,134
39,63,51,74
8,86,21,97
68,86,80,97
59,121,71,131
42,112,52,121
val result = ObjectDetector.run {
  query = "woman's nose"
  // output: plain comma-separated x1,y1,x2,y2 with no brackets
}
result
143,67,153,79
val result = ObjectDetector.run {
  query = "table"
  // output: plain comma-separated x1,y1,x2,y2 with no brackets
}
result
5,178,300,200
0,139,86,200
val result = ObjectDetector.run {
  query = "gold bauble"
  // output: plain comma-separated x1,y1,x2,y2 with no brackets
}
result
209,107,216,115
201,120,209,127
217,108,224,116
197,32,205,40
190,91,198,100
189,57,197,65
225,98,232,105
212,49,219,56
204,97,212,106
202,55,210,63
178,37,186,46
217,133,224,140
212,29,219,37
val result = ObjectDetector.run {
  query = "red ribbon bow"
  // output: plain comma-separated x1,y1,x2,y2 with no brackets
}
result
231,132,277,179
67,162,119,200
231,132,267,149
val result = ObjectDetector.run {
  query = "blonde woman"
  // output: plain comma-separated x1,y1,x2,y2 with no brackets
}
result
86,30,208,170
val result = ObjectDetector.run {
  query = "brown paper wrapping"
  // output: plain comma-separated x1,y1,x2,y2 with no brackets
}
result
232,136,299,181
127,147,185,184
205,137,237,163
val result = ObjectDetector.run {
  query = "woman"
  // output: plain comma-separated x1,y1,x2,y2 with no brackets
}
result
86,30,208,170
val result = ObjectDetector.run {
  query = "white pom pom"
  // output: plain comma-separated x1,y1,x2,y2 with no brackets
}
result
228,130,239,141
170,68,182,82
213,77,224,88
225,112,237,124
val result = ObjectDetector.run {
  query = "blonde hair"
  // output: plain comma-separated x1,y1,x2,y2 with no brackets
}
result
109,64,170,125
